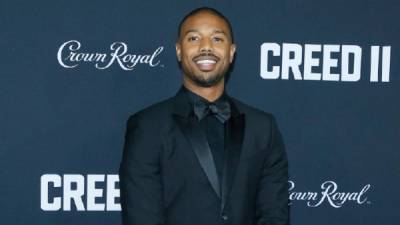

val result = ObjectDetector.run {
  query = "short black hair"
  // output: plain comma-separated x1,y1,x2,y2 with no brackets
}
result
177,7,234,43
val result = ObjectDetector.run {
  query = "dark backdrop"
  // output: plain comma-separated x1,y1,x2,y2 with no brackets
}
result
1,0,399,224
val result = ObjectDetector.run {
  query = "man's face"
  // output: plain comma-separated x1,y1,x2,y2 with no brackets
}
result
176,12,236,88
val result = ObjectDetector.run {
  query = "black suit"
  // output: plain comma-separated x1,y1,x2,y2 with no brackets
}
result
119,86,289,225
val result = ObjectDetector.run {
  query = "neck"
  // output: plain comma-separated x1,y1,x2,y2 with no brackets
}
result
183,76,225,102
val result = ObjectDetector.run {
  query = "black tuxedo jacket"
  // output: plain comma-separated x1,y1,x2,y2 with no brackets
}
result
119,87,289,225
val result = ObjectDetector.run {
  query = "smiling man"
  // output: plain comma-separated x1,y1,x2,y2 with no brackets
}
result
119,7,290,225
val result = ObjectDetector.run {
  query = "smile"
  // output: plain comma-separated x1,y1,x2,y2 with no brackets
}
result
196,59,216,65
193,55,219,71
194,59,217,71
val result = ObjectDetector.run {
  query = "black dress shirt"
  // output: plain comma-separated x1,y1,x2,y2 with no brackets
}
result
181,85,229,188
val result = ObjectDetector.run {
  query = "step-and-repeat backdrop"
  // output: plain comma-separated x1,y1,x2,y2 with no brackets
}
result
1,0,399,225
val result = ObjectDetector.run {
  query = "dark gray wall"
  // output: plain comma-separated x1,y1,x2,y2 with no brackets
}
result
1,0,399,224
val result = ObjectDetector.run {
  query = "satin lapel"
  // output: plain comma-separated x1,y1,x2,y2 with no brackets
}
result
173,115,221,199
221,114,245,213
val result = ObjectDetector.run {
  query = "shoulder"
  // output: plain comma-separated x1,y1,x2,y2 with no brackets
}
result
230,97,277,123
229,96,284,140
126,97,175,128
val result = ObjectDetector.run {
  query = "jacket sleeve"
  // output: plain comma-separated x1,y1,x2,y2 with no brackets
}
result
256,115,290,225
119,113,164,225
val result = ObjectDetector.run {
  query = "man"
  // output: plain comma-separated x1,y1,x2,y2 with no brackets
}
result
119,7,289,225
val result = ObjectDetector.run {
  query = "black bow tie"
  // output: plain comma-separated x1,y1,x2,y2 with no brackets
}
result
193,98,231,123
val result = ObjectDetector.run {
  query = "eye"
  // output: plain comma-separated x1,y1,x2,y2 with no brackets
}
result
187,36,199,42
213,37,224,42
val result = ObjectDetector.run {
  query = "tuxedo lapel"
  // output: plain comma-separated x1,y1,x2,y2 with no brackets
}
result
173,115,221,198
170,86,246,207
171,87,221,198
220,101,245,213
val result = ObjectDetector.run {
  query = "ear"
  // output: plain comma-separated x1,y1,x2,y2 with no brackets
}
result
229,43,236,63
175,43,181,62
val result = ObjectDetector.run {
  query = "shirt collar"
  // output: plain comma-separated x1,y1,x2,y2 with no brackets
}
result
180,85,228,106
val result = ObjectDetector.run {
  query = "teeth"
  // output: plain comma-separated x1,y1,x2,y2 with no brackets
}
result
196,59,216,64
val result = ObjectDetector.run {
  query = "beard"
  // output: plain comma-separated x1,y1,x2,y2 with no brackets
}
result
185,71,225,87
181,52,230,87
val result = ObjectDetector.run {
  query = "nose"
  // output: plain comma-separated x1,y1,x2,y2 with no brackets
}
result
199,38,212,53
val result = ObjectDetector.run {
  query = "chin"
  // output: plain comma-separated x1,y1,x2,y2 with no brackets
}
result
192,73,224,88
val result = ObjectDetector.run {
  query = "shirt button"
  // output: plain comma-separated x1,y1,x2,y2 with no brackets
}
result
221,214,228,221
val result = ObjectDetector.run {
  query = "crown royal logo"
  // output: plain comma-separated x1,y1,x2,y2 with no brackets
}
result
289,180,371,208
57,40,164,71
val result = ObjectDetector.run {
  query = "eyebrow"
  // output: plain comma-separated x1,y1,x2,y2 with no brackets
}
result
213,29,227,35
184,29,228,36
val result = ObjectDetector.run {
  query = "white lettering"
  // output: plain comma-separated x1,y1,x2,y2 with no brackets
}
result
260,42,390,82
260,43,281,79
289,180,371,208
57,40,163,70
40,174,121,211
40,174,61,211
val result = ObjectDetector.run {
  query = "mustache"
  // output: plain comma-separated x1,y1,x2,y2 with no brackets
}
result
193,53,219,61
